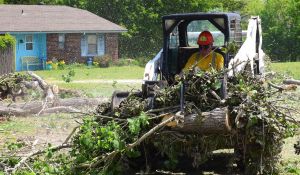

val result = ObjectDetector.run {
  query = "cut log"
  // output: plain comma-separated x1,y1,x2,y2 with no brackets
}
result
172,107,231,134
283,79,300,85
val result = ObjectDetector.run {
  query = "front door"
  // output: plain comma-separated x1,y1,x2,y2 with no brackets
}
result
14,33,46,71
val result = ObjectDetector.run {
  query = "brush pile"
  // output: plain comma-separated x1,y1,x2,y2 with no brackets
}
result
68,69,296,175
0,73,35,101
2,70,298,175
0,73,103,117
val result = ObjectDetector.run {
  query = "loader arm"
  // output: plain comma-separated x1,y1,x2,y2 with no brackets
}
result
228,16,265,77
143,49,162,81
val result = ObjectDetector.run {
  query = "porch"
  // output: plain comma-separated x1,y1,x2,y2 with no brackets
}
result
13,33,47,71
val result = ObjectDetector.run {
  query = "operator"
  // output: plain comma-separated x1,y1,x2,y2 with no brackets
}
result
183,31,224,71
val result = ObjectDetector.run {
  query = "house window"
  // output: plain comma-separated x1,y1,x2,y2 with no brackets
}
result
25,35,33,50
81,34,105,56
58,34,65,49
87,34,97,55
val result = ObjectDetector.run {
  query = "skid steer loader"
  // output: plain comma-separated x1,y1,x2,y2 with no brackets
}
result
111,12,265,171
113,12,265,109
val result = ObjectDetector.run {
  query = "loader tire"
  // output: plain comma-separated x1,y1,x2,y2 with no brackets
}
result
234,147,245,171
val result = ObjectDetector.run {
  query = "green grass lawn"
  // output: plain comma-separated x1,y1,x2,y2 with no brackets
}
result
270,62,300,79
33,63,300,82
33,66,144,97
34,65,145,82
269,62,300,174
57,82,141,98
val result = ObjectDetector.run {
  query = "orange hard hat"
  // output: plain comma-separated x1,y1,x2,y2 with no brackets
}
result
197,31,214,45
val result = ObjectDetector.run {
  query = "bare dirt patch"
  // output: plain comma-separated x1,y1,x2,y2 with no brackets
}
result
0,114,79,150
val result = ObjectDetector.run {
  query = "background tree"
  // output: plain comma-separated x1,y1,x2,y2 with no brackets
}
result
78,0,248,58
261,0,300,61
3,0,299,61
3,0,64,4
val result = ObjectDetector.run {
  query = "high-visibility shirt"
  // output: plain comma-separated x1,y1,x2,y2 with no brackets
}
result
183,52,224,71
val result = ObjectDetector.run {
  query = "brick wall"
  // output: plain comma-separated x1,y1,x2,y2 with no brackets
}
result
105,33,119,60
47,33,119,63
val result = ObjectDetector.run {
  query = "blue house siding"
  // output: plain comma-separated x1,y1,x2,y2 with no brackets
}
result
13,33,47,71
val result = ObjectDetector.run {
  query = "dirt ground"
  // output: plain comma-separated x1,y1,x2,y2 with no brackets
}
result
0,114,79,152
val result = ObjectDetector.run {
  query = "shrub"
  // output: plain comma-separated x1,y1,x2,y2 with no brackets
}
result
136,56,150,67
58,60,65,70
67,62,86,69
0,34,16,49
50,58,58,70
62,69,75,83
113,58,139,67
94,55,112,68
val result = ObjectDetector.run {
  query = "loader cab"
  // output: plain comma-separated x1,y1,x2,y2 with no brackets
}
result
161,13,242,81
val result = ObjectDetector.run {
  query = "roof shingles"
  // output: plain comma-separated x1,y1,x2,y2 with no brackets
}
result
0,5,126,33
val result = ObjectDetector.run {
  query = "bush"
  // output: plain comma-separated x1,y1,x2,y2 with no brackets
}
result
0,34,16,49
58,60,66,70
113,58,139,67
94,55,112,68
112,57,149,67
51,58,58,70
62,69,75,83
67,62,86,69
136,56,150,67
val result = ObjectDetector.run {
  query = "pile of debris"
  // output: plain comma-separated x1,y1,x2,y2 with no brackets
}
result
0,73,35,101
0,72,104,117
1,70,298,174
68,69,297,175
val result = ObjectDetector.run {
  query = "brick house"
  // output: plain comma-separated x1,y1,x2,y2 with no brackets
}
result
0,5,126,71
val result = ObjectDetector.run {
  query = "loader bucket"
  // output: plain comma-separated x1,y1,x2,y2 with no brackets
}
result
111,91,130,110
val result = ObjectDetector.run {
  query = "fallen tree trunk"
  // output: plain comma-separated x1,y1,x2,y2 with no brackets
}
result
27,71,48,90
0,97,108,116
283,79,300,85
0,106,28,116
172,107,231,134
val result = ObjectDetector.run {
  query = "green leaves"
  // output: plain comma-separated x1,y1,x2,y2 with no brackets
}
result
212,81,221,90
0,34,16,49
125,149,141,158
61,69,75,83
127,112,149,135
5,140,25,151
45,143,54,159
261,0,300,61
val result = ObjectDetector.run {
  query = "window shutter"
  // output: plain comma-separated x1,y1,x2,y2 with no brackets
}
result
81,35,87,56
97,34,105,56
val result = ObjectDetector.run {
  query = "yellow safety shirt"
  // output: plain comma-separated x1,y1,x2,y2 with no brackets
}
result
183,52,224,71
